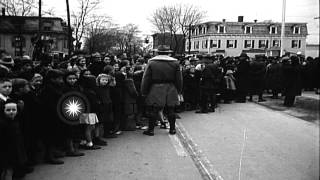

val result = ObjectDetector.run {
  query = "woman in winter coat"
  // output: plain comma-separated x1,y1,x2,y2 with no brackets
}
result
265,57,283,98
183,65,198,110
234,53,250,103
122,68,138,131
40,69,65,164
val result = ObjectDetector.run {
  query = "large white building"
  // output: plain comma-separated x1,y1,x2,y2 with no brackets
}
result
0,15,69,58
186,16,308,57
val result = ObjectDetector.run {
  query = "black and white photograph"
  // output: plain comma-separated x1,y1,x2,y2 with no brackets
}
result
0,0,319,179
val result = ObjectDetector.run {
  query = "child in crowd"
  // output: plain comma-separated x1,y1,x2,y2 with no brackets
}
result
0,78,12,103
62,71,85,157
0,99,33,179
78,75,104,149
96,73,115,139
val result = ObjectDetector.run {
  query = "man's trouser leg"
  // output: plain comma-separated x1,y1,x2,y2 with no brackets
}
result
143,106,161,136
167,106,176,134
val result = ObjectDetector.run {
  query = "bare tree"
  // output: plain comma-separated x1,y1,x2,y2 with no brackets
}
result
150,4,205,54
71,0,101,50
2,0,55,16
178,4,206,53
3,0,35,16
83,14,113,53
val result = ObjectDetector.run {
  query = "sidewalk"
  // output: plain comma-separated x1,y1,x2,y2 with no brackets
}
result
301,91,320,100
256,91,319,124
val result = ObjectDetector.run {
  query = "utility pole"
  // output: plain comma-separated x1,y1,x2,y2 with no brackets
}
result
188,24,191,54
66,0,72,57
38,0,41,40
280,0,286,57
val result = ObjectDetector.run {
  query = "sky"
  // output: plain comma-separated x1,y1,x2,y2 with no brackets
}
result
45,0,319,44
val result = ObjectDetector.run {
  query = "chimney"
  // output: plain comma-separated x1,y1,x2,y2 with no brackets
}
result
254,19,257,23
238,16,244,22
2,8,5,16
222,19,226,22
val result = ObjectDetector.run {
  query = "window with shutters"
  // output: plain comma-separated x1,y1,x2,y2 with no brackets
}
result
293,26,300,34
270,26,277,34
258,40,268,48
244,40,254,48
202,40,208,49
227,40,237,48
218,25,225,33
194,41,199,49
210,40,220,48
272,40,280,47
291,40,301,48
244,26,252,34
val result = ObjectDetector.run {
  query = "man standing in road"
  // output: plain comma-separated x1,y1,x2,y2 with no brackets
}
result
141,45,183,136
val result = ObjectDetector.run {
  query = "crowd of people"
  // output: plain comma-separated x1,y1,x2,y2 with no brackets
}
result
0,48,319,179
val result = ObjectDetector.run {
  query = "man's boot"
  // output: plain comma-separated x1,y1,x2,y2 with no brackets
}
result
168,114,176,135
143,117,155,136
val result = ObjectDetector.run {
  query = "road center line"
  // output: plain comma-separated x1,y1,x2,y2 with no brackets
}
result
175,121,224,180
238,128,247,180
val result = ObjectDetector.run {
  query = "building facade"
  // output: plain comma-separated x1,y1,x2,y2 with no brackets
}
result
186,16,308,57
0,15,69,58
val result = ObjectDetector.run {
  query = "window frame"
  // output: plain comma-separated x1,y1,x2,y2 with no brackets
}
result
258,40,268,48
226,40,237,48
218,25,226,33
202,40,208,49
291,40,301,48
244,26,252,34
210,40,219,48
269,26,277,34
244,40,254,48
272,40,280,47
293,26,300,34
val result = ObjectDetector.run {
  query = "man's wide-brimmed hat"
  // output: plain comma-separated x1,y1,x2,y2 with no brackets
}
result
0,55,14,66
156,45,173,53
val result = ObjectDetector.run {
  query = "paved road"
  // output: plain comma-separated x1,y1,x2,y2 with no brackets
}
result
25,102,319,180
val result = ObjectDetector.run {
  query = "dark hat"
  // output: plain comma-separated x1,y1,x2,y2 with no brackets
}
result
12,78,29,91
46,69,64,80
0,55,14,66
157,45,173,53
239,53,248,59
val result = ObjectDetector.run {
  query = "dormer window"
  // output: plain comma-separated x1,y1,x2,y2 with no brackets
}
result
203,26,206,34
218,25,226,33
270,26,277,34
244,26,252,34
293,26,300,34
